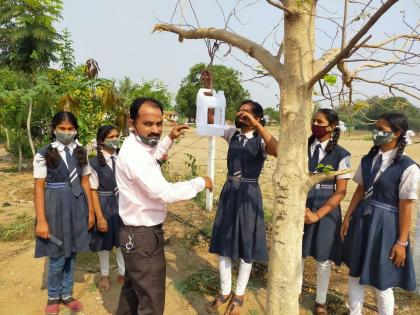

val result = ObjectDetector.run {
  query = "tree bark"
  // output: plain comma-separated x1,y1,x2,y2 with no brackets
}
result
267,2,316,314
18,143,22,172
27,100,35,157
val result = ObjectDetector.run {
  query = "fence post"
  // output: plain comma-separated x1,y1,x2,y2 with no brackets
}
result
206,136,216,211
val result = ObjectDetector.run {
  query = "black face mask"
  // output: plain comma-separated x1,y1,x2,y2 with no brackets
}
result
235,117,246,128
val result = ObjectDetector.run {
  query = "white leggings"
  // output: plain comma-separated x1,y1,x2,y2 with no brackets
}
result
219,256,253,296
348,276,394,315
299,259,332,304
98,248,125,276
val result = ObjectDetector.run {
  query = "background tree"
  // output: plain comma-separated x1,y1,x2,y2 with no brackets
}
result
0,0,63,156
154,1,420,313
176,63,250,121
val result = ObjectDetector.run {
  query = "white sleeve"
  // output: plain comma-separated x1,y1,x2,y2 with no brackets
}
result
336,156,352,180
353,162,363,186
399,164,420,200
82,157,92,176
89,167,99,190
33,153,47,178
153,136,173,160
128,154,206,204
222,127,237,143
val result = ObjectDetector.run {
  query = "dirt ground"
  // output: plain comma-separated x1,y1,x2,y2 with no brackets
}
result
0,127,420,314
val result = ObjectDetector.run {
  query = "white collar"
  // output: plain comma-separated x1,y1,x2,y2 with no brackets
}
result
238,129,255,139
51,140,81,152
102,149,117,161
376,148,398,161
313,138,329,151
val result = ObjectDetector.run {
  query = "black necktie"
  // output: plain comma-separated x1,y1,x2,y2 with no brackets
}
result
368,154,382,189
111,156,116,175
64,147,83,197
309,143,322,172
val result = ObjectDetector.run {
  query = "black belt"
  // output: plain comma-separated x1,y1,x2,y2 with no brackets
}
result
122,223,162,232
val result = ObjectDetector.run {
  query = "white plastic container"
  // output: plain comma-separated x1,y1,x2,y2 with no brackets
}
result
196,88,226,136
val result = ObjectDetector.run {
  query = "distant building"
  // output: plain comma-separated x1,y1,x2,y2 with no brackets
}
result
163,111,179,122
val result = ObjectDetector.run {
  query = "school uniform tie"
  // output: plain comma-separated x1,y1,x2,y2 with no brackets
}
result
368,154,382,189
64,147,83,197
363,154,382,215
309,143,322,172
111,156,116,175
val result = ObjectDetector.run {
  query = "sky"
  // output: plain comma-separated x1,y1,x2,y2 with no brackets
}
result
56,0,420,108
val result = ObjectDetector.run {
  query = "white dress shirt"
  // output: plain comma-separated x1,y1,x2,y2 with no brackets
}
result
310,139,352,180
89,150,118,190
33,141,91,178
353,148,420,199
116,133,205,227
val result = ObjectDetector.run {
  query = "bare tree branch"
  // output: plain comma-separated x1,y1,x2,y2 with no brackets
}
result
354,76,420,100
153,24,285,83
266,0,294,15
309,0,399,88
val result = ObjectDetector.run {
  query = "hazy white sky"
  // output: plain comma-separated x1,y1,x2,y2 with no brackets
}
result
56,0,420,108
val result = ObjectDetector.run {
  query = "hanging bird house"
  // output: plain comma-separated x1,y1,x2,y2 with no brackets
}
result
196,70,226,136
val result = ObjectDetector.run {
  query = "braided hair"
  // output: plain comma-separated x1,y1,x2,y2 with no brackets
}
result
45,111,88,169
308,108,341,153
368,112,408,163
96,125,119,167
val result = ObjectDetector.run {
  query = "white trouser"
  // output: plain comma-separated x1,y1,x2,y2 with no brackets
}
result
348,276,394,315
299,259,332,304
98,248,125,276
219,256,253,296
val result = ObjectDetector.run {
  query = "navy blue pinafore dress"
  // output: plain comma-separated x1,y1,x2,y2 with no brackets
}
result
343,154,417,291
34,144,90,258
89,156,121,251
209,131,267,263
302,144,350,265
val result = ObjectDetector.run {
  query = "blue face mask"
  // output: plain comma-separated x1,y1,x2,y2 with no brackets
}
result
372,129,395,146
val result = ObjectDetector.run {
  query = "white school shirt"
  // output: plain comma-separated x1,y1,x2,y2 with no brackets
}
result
33,141,91,178
353,148,420,200
116,133,205,227
223,127,267,155
89,150,118,190
310,139,352,180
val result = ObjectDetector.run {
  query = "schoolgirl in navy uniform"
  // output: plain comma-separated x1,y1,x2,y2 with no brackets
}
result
341,112,420,315
207,100,278,315
89,125,125,291
34,111,94,314
300,108,351,315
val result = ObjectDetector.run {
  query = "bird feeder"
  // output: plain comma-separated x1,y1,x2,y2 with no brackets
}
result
196,70,226,136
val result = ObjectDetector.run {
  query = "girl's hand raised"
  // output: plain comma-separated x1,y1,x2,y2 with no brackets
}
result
236,111,260,128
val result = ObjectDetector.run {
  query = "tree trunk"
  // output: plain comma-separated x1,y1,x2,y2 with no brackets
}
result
18,143,23,172
267,3,316,314
27,100,35,157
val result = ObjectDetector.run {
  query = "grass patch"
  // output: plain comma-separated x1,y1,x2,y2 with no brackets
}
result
0,212,34,241
76,249,117,272
174,268,219,297
2,202,11,207
264,207,273,223
0,166,19,173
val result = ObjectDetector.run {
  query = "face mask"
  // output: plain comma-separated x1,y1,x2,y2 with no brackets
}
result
103,139,120,150
136,135,160,147
235,117,246,128
311,124,329,138
55,131,76,146
372,129,395,146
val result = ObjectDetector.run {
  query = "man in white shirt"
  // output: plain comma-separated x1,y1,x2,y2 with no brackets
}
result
115,97,212,315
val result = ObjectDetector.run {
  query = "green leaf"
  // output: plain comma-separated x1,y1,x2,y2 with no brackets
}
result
323,74,337,86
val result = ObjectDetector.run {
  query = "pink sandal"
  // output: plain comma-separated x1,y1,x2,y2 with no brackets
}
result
45,299,60,315
61,297,83,312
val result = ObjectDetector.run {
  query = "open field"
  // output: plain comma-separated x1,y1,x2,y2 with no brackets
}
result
0,127,419,314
